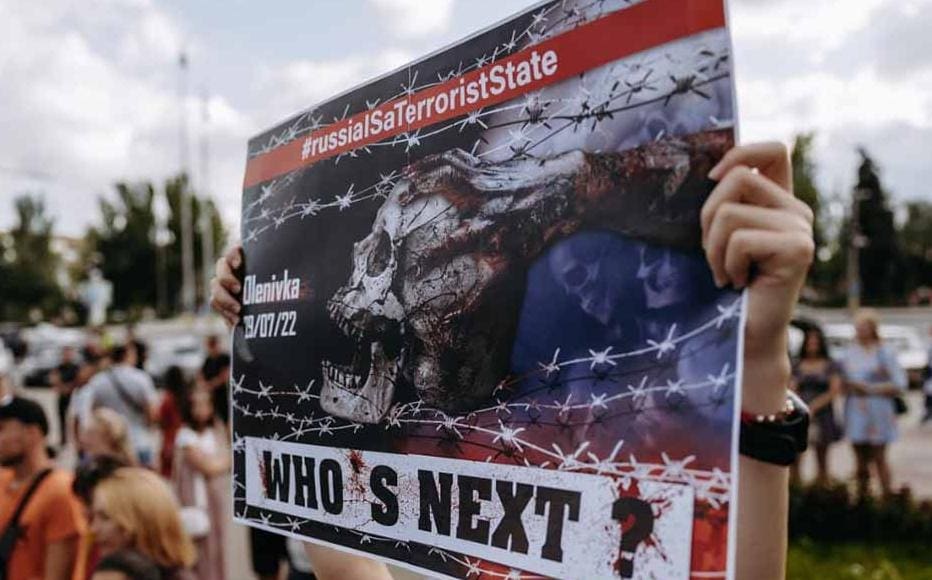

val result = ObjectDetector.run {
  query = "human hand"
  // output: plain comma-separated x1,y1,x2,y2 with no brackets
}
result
701,143,814,414
209,244,244,329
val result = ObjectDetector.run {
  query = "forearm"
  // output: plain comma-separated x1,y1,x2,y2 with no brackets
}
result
736,351,790,580
44,538,78,580
737,456,788,580
303,544,392,580
808,392,833,414
869,383,902,397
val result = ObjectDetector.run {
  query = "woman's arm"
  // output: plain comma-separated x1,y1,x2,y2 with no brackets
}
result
808,369,841,413
871,347,908,397
182,440,231,478
702,142,814,580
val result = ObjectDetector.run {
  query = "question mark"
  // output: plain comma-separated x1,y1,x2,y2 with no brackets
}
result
612,498,655,578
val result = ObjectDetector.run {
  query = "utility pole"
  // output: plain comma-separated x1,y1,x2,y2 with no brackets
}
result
199,89,215,313
179,51,196,314
847,187,868,312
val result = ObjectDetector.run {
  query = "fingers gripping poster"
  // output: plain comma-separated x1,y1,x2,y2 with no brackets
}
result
233,1,744,578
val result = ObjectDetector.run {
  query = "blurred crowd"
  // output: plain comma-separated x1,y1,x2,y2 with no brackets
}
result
0,307,928,579
790,309,932,498
0,329,319,580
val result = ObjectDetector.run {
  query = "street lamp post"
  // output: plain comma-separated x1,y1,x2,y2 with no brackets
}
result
178,51,196,314
847,187,869,312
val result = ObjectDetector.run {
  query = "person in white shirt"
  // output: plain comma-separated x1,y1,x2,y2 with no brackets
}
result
172,387,230,580
78,345,159,466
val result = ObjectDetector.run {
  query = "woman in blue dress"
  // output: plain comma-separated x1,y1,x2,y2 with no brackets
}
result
842,309,907,498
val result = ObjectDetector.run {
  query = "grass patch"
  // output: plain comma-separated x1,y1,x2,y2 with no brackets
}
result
789,539,932,579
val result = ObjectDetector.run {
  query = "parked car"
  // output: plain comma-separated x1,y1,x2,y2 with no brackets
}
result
823,323,928,388
145,335,204,385
19,324,86,387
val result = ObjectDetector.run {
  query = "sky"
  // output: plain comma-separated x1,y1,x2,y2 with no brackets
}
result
0,0,929,240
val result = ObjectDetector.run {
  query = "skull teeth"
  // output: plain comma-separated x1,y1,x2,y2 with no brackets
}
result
330,307,364,342
321,360,363,392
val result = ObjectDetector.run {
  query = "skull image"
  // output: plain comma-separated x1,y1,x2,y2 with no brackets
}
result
320,129,732,423
636,245,690,310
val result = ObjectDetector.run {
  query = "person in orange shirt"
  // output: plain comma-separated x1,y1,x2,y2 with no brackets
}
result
0,397,87,580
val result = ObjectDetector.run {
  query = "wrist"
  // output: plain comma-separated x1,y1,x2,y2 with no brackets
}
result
741,351,791,416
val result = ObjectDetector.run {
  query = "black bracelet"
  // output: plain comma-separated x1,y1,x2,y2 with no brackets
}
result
738,391,810,466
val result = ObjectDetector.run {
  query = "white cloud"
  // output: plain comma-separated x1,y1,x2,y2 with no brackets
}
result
368,0,455,39
729,0,932,202
2,0,930,247
0,0,252,240
253,49,414,127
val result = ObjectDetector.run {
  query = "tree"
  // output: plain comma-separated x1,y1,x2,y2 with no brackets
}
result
163,174,226,313
85,174,226,319
86,182,158,317
0,195,63,321
853,149,901,305
792,133,823,247
791,133,837,301
898,201,932,300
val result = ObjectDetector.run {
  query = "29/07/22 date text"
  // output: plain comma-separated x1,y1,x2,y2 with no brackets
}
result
243,310,298,339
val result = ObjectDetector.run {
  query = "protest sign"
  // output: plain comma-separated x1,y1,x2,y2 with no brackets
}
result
233,1,742,577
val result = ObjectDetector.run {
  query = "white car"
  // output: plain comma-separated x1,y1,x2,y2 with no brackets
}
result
145,336,205,383
823,323,928,386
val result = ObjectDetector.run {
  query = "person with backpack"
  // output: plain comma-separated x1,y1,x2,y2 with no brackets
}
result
78,345,160,467
0,397,87,580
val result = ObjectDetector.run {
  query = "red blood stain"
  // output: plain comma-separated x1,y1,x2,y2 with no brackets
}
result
349,449,365,473
346,449,367,496
257,455,269,496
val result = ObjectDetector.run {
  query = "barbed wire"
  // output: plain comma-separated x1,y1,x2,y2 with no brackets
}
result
239,1,731,246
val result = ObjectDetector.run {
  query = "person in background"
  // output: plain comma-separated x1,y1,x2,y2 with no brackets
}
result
79,345,159,467
248,528,290,580
124,324,147,372
6,340,27,393
69,341,108,452
286,538,317,580
790,327,843,486
172,387,230,580
80,408,137,467
49,345,81,447
158,366,188,478
90,467,195,580
922,324,932,425
0,397,86,580
91,549,161,580
842,309,908,498
72,456,131,580
0,344,15,404
198,336,231,426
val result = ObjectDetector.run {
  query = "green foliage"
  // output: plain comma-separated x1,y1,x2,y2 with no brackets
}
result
793,133,823,247
898,201,932,298
788,540,932,579
788,483,932,578
88,182,158,315
85,174,225,319
789,482,932,544
0,195,63,321
792,133,843,303
854,149,902,305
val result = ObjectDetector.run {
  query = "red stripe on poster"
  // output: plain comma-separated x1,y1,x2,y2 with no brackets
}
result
243,0,724,188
